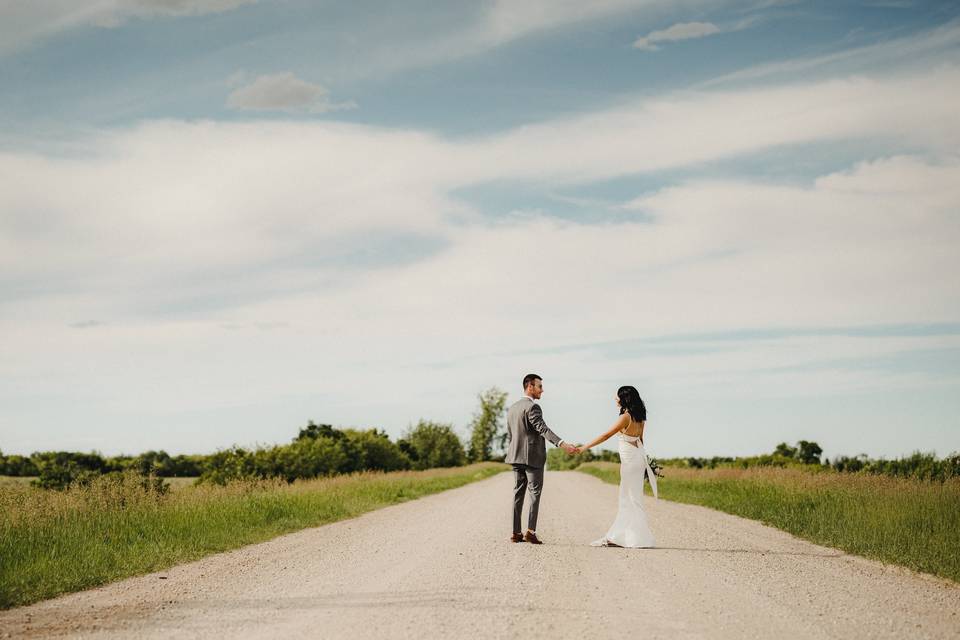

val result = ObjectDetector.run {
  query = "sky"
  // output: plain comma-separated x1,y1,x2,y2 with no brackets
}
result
1,0,959,461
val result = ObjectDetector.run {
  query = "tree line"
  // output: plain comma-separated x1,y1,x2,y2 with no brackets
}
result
1,388,512,490
5,388,957,489
662,441,960,482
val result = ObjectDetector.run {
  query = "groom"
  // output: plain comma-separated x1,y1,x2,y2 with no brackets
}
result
505,373,577,544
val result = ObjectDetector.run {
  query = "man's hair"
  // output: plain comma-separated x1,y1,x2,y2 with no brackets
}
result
522,373,542,390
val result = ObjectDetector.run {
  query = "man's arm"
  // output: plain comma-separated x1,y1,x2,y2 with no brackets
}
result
528,404,574,452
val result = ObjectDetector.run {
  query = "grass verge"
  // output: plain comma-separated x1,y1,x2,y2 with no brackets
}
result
577,461,960,583
0,462,506,609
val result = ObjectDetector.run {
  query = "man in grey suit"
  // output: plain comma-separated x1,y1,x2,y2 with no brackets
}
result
505,373,577,544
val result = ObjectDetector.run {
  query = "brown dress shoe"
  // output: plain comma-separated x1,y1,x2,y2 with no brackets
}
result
523,531,543,545
510,532,524,543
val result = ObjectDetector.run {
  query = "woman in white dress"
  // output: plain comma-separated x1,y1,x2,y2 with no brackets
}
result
577,386,657,548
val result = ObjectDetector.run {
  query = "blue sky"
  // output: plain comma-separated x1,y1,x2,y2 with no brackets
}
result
1,0,959,460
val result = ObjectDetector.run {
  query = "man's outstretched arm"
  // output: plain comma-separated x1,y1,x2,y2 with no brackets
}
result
529,404,577,453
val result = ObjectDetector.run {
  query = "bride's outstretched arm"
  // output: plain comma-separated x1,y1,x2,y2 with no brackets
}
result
579,414,630,451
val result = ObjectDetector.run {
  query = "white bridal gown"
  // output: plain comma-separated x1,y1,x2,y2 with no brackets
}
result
591,431,658,548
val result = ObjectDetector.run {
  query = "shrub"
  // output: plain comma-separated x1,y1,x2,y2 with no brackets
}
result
0,453,38,477
29,452,110,490
342,429,411,472
198,447,260,485
276,437,349,481
401,420,466,470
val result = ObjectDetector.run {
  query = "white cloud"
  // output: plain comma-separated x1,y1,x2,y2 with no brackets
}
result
633,21,721,51
2,64,960,457
226,72,356,113
465,66,960,184
0,0,258,53
3,65,959,314
3,152,958,456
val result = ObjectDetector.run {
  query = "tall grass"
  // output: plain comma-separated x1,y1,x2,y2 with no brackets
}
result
577,462,960,583
0,463,506,609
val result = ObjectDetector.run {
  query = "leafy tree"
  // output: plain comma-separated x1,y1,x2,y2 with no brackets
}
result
342,429,411,472
296,421,343,442
796,440,823,465
198,447,260,485
396,438,418,464
0,449,20,475
276,437,349,480
167,454,205,477
29,451,109,490
467,387,508,462
597,450,620,463
403,420,466,470
130,450,172,476
774,442,798,458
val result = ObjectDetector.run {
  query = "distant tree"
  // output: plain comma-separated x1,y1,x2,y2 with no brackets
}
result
396,438,418,464
296,421,343,442
130,450,172,476
774,442,798,458
29,451,110,490
342,428,411,472
598,450,620,463
796,440,823,465
467,387,508,462
403,420,466,470
276,437,349,480
197,447,256,484
167,454,205,477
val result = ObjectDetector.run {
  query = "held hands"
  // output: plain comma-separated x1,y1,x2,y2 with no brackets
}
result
561,443,585,455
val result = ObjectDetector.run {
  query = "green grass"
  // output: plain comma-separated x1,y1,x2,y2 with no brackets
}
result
577,462,960,583
0,463,506,609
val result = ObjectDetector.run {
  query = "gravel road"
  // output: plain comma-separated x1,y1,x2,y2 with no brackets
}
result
3,470,958,639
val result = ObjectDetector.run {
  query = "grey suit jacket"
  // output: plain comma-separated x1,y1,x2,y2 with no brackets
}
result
504,397,562,469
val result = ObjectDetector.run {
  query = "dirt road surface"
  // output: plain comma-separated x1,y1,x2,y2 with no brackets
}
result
3,471,958,639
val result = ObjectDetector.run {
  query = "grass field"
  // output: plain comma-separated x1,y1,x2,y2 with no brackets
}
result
1,476,201,490
577,462,960,583
0,476,35,486
0,463,507,609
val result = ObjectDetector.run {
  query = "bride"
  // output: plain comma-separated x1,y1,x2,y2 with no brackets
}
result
576,386,658,548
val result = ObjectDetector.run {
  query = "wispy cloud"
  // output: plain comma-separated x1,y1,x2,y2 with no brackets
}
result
0,0,686,64
633,21,721,51
704,18,960,86
3,66,959,331
330,0,700,80
226,72,356,113
0,0,259,54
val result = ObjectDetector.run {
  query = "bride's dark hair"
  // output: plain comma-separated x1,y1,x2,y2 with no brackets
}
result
617,386,646,422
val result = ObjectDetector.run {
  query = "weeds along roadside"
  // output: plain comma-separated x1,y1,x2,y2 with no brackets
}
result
577,462,960,584
0,462,507,610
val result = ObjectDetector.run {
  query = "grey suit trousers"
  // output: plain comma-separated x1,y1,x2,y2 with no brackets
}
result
512,464,544,533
